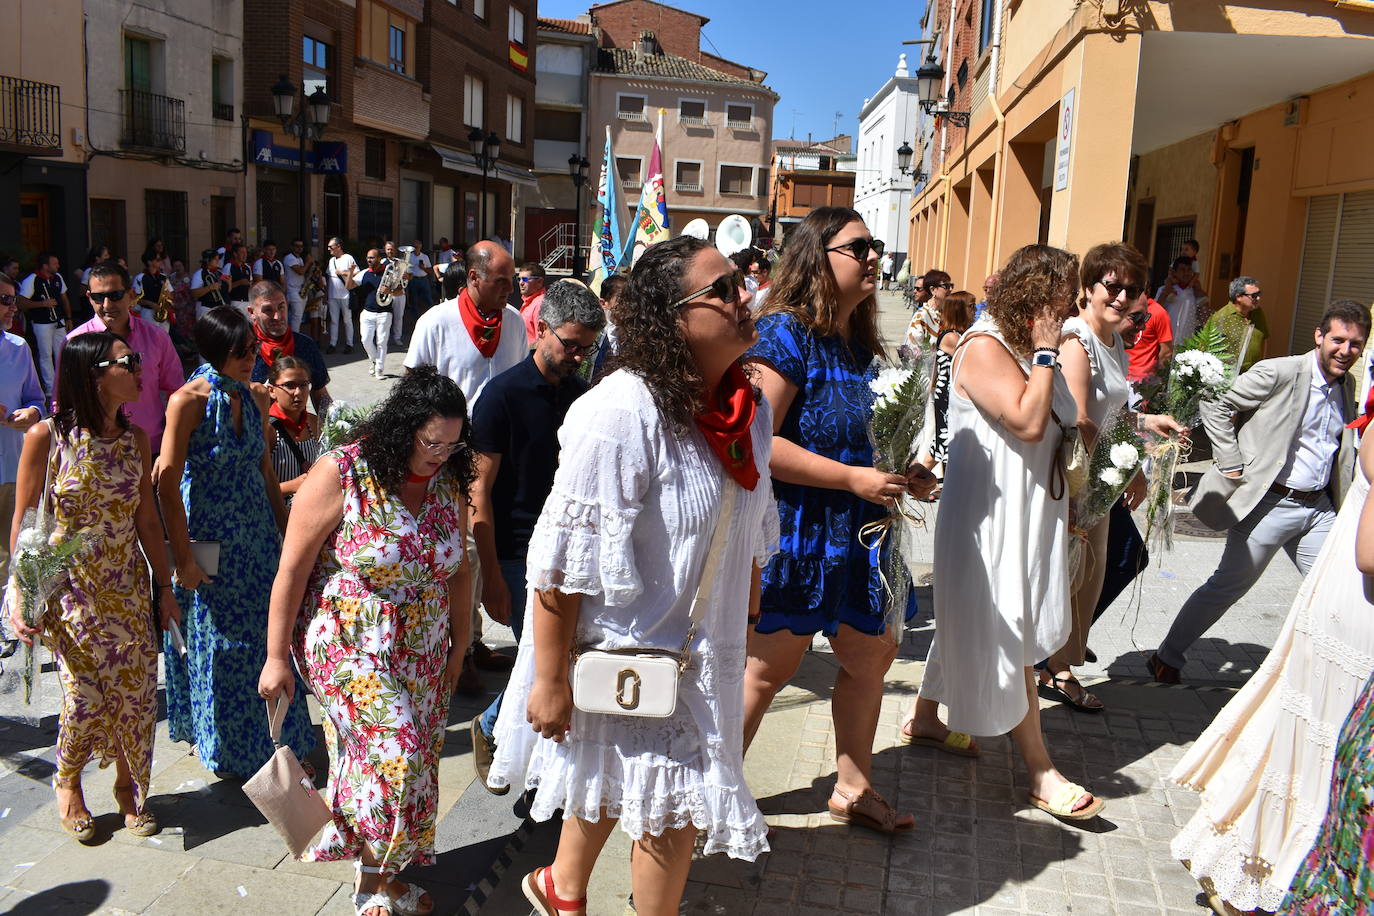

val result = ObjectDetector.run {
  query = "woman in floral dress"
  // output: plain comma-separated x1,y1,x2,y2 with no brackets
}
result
9,330,181,842
259,367,473,916
158,306,312,777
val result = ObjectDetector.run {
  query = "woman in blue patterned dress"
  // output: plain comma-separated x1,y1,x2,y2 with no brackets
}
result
157,306,314,777
742,207,937,834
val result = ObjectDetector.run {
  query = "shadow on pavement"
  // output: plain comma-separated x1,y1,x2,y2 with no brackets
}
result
4,880,110,914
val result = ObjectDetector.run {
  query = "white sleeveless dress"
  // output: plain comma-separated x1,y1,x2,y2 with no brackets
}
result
1061,315,1129,430
1169,465,1374,911
919,319,1080,736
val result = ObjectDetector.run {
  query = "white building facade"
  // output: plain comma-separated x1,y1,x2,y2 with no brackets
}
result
855,54,921,256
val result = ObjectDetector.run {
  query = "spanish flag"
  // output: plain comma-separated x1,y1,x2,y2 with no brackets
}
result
509,42,528,72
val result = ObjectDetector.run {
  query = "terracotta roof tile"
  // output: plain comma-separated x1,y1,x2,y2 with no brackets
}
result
539,17,593,35
595,47,772,93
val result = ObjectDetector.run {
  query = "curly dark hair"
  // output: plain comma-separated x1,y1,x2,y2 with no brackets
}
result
986,244,1080,359
608,235,721,435
347,367,477,498
757,206,884,359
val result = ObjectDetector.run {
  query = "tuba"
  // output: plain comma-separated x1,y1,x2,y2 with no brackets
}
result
154,278,174,324
376,246,415,307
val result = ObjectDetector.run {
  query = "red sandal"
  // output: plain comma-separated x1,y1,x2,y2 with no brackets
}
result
522,866,587,915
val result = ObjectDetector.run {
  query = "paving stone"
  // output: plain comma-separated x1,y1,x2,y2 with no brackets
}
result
1113,875,1164,907
142,857,338,915
11,839,195,911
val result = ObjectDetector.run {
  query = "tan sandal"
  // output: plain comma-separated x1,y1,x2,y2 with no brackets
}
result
1029,782,1104,820
53,777,97,844
827,787,915,834
113,785,160,837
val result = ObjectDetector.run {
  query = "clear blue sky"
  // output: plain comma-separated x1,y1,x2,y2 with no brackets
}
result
535,0,926,148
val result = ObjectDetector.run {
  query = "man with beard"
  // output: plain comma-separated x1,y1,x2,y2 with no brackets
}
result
1151,300,1370,684
466,280,604,789
246,280,332,415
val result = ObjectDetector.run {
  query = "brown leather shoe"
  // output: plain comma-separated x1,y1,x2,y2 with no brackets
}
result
470,715,509,796
456,656,484,696
471,640,514,672
1148,652,1181,685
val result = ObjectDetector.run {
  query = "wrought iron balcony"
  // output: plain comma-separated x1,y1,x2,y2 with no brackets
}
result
0,75,62,155
120,88,185,153
212,101,234,122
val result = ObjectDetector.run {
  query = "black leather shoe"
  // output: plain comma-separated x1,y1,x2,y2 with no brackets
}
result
1148,652,1181,685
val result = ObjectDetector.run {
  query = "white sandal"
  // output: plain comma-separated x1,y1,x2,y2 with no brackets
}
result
354,862,430,916
354,863,394,916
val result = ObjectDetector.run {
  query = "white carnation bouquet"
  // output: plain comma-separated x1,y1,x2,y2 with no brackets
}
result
4,509,87,703
1069,410,1144,582
862,345,931,643
1142,324,1235,551
318,400,377,451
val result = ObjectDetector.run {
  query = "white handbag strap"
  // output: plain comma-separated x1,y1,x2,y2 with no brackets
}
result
677,481,738,659
264,696,289,746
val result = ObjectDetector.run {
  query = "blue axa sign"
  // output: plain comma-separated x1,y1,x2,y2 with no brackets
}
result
252,130,348,174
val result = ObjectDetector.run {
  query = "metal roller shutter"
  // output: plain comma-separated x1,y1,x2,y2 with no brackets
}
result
1291,194,1339,351
1331,190,1374,306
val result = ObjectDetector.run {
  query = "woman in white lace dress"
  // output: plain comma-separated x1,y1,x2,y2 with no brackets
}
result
487,236,779,916
1170,430,1374,913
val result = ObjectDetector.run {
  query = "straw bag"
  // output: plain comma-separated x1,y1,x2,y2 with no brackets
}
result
243,696,331,858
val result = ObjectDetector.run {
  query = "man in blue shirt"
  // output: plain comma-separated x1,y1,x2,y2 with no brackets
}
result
0,272,45,640
248,281,332,414
467,280,605,793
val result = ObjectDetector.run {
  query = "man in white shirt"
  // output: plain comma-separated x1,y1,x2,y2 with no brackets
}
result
434,237,456,277
409,239,434,317
18,252,73,392
325,237,356,354
382,240,410,346
405,241,524,410
282,238,309,332
1151,300,1369,684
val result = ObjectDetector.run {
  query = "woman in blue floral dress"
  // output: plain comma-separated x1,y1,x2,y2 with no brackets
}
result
742,207,937,834
157,306,314,777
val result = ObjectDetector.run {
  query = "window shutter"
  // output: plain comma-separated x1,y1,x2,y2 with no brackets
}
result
1331,189,1374,306
1292,194,1339,352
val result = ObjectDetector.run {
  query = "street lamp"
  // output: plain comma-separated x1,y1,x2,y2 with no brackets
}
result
469,127,501,242
271,75,331,248
567,153,589,280
913,54,969,128
896,140,928,184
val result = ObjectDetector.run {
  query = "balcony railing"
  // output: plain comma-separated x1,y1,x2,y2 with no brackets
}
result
621,177,641,189
0,75,62,155
616,109,646,121
120,88,185,153
678,114,708,126
726,118,753,130
212,101,234,122
674,181,702,192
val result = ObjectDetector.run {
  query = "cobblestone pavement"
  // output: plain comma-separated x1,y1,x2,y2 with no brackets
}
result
0,294,1307,914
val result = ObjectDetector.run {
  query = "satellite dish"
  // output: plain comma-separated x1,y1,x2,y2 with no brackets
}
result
715,214,752,257
680,218,710,240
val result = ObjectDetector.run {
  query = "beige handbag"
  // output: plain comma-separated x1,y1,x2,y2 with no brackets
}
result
242,696,331,858
571,483,737,718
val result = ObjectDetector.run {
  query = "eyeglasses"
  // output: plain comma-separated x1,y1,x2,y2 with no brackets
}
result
1097,281,1145,302
1127,311,1149,326
1241,290,1263,299
518,276,536,284
95,352,142,372
270,380,312,392
89,289,128,303
551,330,595,356
825,238,876,262
674,271,744,309
0,292,15,307
417,435,463,456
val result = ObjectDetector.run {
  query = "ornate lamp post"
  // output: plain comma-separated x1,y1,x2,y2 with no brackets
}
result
271,75,331,246
469,128,502,241
567,153,590,280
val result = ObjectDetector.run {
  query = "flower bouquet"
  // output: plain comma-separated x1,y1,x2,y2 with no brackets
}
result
319,401,377,451
1142,324,1235,552
5,508,86,703
1069,410,1144,584
863,346,931,643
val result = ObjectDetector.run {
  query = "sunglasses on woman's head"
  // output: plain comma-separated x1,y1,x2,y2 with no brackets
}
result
825,238,876,262
89,289,127,303
95,352,142,372
674,271,744,309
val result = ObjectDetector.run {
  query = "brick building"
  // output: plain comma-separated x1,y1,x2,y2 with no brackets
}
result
769,136,856,246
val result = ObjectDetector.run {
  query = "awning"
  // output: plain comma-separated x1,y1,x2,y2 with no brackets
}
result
431,144,539,188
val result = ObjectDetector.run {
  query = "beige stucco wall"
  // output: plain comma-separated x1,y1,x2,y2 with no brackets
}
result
1128,131,1217,266
588,74,775,219
5,0,86,164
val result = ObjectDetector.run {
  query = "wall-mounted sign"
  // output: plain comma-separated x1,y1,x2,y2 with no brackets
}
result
252,130,348,174
1054,88,1074,192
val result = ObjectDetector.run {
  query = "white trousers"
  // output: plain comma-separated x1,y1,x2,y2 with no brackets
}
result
32,321,65,392
390,293,406,343
286,290,304,331
327,296,353,346
360,310,392,374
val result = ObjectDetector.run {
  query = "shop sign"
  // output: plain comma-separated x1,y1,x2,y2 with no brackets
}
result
252,130,348,174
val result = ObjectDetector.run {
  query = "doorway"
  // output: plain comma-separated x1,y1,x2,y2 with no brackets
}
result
89,198,128,261
1132,199,1155,259
20,192,50,253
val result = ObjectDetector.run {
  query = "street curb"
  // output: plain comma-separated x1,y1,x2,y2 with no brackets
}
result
457,802,537,915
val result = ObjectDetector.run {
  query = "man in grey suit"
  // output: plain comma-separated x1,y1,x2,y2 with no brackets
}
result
1150,300,1370,683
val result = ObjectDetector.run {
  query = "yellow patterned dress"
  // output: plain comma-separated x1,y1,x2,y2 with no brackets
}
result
47,426,158,806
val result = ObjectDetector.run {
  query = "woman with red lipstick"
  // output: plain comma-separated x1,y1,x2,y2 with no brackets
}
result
258,367,474,916
9,331,180,842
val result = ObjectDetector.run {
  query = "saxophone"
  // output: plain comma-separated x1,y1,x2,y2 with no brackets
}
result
300,259,323,304
376,246,415,307
154,278,174,324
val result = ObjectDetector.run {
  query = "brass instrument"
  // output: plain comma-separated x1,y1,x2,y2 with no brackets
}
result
202,268,226,310
299,259,324,305
154,278,174,324
376,246,415,307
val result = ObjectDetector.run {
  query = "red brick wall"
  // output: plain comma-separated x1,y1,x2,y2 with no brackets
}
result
589,2,756,80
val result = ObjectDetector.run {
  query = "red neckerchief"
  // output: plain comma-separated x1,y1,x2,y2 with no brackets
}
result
1348,384,1374,433
458,287,502,357
253,321,295,367
694,363,759,490
270,402,310,438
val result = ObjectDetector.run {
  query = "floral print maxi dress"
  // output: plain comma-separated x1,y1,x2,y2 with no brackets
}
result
164,365,314,775
294,443,467,868
47,426,158,808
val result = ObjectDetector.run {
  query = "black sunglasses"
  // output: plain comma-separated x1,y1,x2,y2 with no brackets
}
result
1241,290,1263,299
94,352,142,372
825,238,876,262
89,289,128,303
0,292,15,307
675,271,744,309
1097,281,1145,302
1127,311,1149,326
552,329,595,356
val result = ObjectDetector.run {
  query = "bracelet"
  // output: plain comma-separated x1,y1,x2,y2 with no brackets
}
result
1034,346,1060,355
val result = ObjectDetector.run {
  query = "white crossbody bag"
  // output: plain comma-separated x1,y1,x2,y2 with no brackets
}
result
570,482,737,718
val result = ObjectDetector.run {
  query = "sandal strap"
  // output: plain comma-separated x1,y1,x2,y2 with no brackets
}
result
841,788,897,830
542,866,587,911
944,731,973,750
353,891,393,916
356,863,385,875
1044,782,1090,814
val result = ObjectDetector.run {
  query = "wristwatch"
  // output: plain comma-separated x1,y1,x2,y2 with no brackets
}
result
1031,350,1059,369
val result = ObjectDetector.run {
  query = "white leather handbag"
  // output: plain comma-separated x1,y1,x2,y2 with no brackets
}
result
571,483,737,718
